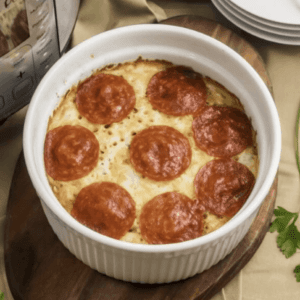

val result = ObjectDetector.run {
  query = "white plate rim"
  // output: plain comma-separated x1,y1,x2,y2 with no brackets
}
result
230,0,300,26
223,0,300,31
213,0,300,45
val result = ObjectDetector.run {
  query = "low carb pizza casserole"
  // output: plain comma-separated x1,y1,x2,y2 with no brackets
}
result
44,58,259,244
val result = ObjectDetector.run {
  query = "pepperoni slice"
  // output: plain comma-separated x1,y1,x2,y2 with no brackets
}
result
75,73,136,124
130,126,192,181
71,182,136,240
192,106,253,157
44,125,99,181
147,66,207,116
194,158,255,217
139,192,204,244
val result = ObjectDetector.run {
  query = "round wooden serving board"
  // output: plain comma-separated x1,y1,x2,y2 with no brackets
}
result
4,16,277,300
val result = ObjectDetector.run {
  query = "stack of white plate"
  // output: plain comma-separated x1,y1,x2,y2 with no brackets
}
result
212,0,300,45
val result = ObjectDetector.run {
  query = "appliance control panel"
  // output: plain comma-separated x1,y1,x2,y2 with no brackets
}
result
0,0,79,122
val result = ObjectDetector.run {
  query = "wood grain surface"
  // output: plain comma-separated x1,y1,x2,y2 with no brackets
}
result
4,16,277,300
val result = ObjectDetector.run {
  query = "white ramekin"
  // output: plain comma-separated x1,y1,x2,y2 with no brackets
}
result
23,24,281,284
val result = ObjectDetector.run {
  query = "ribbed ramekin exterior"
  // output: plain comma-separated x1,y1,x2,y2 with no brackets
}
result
40,198,256,283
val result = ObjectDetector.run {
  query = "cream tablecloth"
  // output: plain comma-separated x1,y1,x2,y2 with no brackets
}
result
1,1,300,299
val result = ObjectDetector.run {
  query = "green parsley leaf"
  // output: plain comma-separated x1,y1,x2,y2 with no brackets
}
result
0,290,4,300
294,265,300,282
270,206,300,282
270,207,300,258
276,222,300,258
269,206,298,233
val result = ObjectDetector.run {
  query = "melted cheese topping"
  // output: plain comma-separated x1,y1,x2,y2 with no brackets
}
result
46,58,259,244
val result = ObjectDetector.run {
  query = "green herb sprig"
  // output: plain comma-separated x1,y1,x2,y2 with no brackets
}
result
270,206,300,282
294,265,300,282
